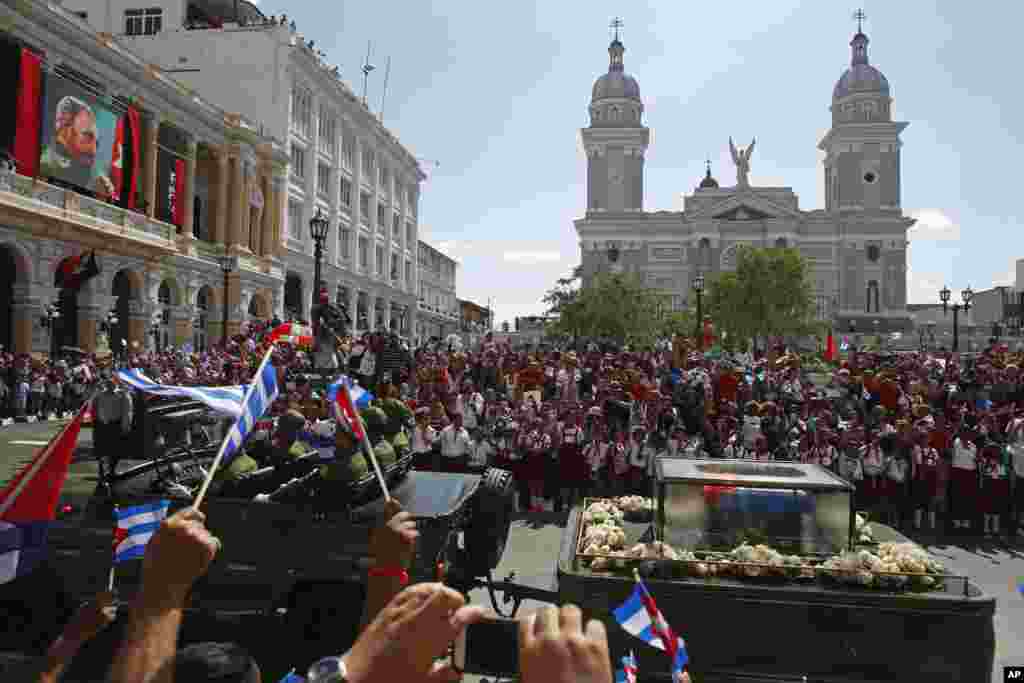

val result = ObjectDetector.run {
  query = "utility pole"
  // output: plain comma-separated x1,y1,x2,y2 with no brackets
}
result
361,41,375,106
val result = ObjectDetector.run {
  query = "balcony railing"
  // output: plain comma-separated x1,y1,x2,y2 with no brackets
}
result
3,172,176,245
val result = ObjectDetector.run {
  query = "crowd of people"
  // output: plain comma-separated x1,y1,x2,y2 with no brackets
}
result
11,315,1024,539
385,336,1024,540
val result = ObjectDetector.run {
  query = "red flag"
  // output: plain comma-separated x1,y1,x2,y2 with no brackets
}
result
110,114,126,202
13,48,42,178
825,332,837,362
126,106,141,209
0,409,84,524
332,378,365,441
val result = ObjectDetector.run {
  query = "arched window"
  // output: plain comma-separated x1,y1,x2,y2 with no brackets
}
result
699,238,712,269
866,280,880,313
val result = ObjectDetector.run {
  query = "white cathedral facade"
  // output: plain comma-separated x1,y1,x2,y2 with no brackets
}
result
574,26,914,333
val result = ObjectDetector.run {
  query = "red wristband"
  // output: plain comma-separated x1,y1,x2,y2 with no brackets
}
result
368,565,410,585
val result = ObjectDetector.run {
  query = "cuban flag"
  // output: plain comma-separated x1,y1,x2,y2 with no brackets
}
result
615,651,638,683
220,350,280,468
1,407,86,583
113,500,170,563
613,575,688,677
116,369,247,417
327,376,373,440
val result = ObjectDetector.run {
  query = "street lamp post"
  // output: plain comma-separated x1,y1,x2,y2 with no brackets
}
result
692,273,705,350
41,302,60,357
149,311,162,351
309,208,330,308
219,255,236,345
940,285,972,353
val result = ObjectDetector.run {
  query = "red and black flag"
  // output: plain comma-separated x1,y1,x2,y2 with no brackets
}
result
55,251,100,290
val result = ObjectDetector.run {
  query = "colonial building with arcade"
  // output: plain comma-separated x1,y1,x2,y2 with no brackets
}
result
65,0,426,338
0,0,287,355
575,21,915,333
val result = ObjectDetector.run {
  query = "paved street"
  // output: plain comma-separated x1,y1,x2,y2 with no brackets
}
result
2,423,1024,681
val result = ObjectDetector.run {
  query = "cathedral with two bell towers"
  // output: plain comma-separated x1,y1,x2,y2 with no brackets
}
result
574,13,914,333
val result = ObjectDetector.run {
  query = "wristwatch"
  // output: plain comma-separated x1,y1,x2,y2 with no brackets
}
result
307,655,348,682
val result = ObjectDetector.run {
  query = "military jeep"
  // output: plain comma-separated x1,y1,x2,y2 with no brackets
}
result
0,398,516,669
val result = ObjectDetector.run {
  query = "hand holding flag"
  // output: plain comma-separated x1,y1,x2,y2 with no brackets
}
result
328,376,389,500
193,347,279,508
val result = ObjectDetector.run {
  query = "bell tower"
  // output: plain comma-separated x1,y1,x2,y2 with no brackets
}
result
582,19,649,213
819,10,907,213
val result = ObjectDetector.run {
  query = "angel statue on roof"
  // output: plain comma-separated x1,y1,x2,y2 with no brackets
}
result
729,136,756,189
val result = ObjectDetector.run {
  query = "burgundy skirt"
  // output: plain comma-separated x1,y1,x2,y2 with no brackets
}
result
558,444,588,484
982,478,1009,514
950,468,980,513
519,451,546,482
856,477,881,506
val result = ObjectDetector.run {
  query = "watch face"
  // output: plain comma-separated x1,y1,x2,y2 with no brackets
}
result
307,657,345,682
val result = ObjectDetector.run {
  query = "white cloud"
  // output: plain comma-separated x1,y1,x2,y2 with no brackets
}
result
908,209,960,241
503,251,563,265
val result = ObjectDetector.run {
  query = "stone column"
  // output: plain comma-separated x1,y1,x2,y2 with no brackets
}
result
255,172,268,257
408,299,418,344
144,117,159,219
181,140,198,240
11,284,39,355
225,271,242,337
228,153,245,250
127,300,148,352
348,287,358,331
270,172,287,259
78,302,101,353
215,151,229,247
173,305,193,347
367,296,376,334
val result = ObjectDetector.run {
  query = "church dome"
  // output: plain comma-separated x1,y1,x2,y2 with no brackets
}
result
698,162,719,189
833,32,889,100
591,39,641,102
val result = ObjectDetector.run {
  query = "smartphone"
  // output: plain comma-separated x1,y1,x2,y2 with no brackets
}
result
453,617,519,677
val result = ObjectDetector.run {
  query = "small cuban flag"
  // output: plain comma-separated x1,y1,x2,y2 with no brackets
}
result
113,500,170,563
615,650,638,683
327,376,374,440
613,570,688,677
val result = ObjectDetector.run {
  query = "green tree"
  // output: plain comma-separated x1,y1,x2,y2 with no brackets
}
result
706,246,816,352
543,269,676,348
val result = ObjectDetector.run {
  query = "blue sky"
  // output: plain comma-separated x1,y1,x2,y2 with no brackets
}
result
259,0,1022,326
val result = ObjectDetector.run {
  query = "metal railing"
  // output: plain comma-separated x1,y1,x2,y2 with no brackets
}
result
4,172,175,243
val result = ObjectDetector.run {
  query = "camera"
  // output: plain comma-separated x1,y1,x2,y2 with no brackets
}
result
453,617,519,677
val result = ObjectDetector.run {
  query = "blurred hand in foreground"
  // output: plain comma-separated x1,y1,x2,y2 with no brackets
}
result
519,605,614,683
345,582,484,683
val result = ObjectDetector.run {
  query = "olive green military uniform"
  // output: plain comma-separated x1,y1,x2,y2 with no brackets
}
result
379,397,413,459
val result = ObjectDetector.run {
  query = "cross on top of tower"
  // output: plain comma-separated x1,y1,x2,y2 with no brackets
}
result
610,17,624,42
852,8,867,33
